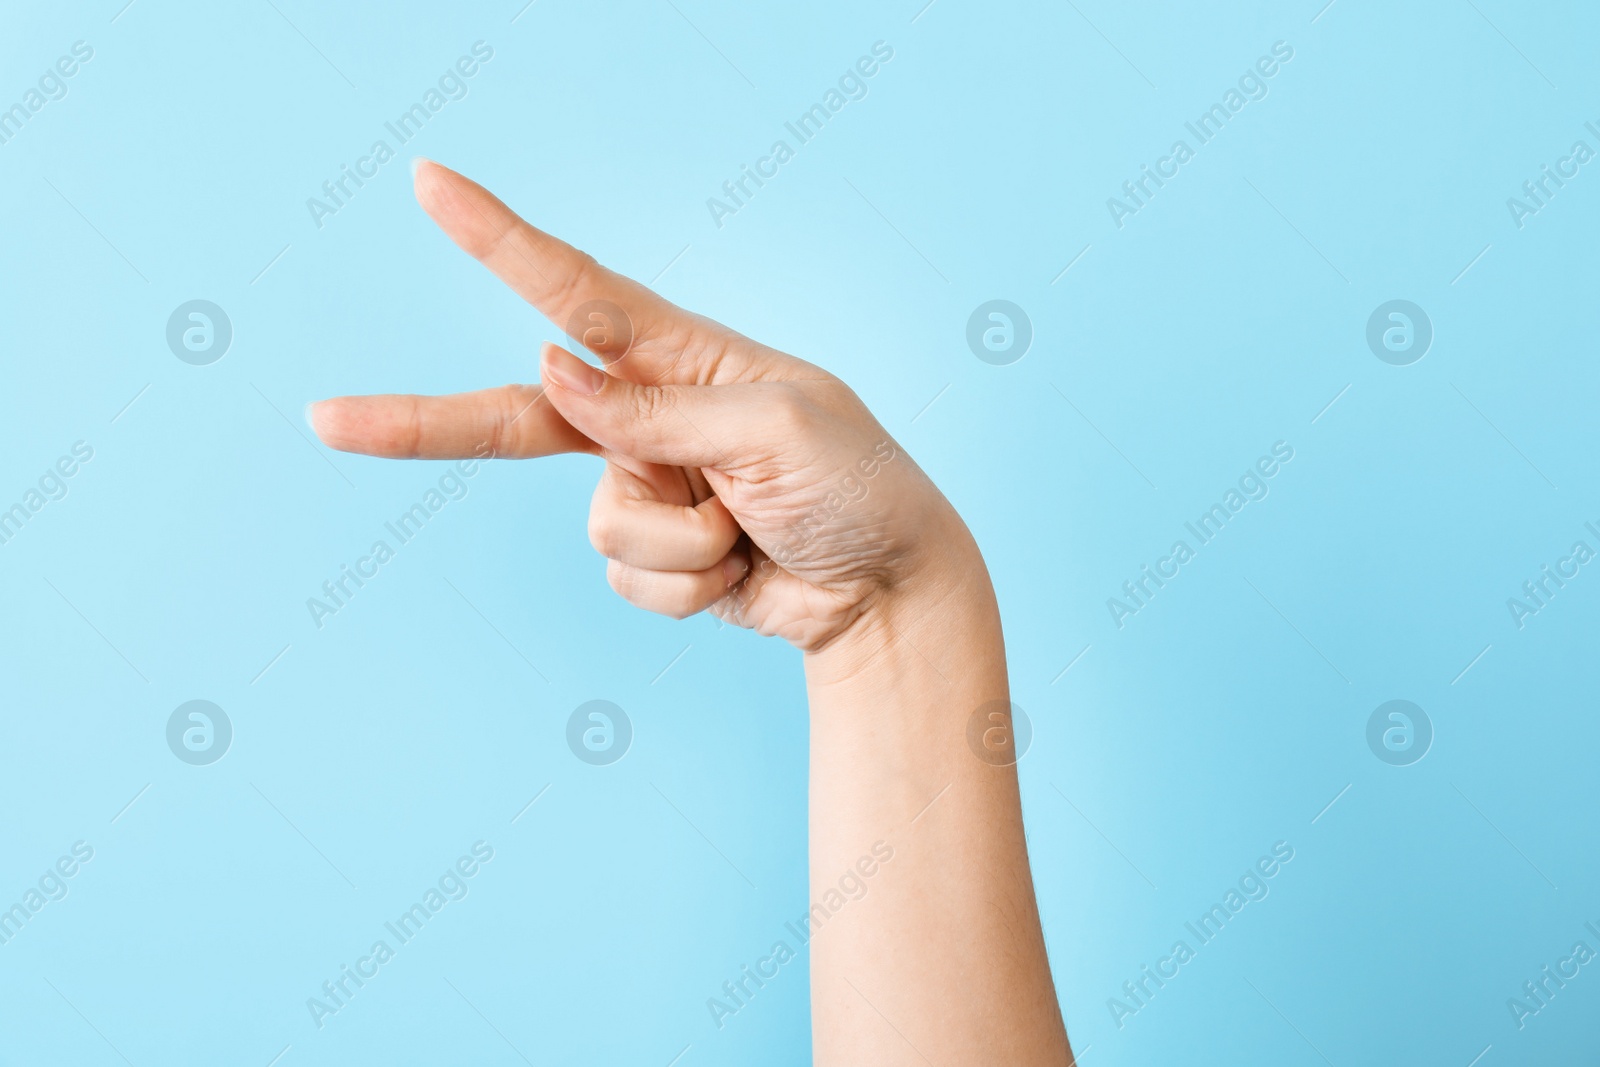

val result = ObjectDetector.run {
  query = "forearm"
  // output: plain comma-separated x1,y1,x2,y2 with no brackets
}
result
803,517,1071,1065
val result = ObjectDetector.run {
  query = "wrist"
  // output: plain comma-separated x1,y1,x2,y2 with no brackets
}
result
805,511,1003,689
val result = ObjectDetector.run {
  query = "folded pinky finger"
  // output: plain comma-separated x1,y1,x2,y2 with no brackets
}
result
606,552,750,620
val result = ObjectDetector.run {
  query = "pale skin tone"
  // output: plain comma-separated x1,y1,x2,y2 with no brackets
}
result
310,159,1073,1065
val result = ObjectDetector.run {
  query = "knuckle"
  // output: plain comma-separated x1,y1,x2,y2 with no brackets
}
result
608,560,700,620
547,251,600,314
605,558,634,598
631,385,672,425
666,587,703,621
493,384,543,457
399,396,425,459
481,419,506,463
588,506,618,557
767,388,815,439
689,520,733,570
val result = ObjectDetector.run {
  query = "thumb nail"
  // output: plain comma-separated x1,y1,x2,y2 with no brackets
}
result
542,344,606,395
723,553,751,586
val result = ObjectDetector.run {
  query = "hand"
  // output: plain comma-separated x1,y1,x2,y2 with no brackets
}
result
309,160,968,653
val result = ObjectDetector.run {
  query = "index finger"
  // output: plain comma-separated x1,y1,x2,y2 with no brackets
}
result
414,160,731,384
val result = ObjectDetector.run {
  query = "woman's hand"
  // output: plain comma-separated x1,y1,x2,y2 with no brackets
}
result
311,159,1071,1064
309,159,966,653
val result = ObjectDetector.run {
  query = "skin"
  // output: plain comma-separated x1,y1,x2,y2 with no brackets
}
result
310,159,1073,1065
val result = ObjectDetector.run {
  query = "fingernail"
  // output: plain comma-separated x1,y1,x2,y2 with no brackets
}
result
304,401,322,433
542,344,606,395
723,553,750,586
411,156,431,180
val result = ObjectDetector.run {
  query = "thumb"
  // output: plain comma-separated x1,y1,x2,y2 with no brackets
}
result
539,342,746,468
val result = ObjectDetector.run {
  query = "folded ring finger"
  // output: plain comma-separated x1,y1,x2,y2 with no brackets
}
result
606,556,750,620
588,464,742,572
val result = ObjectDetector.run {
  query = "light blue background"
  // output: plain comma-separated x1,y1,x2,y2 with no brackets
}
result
2,1,1597,1063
